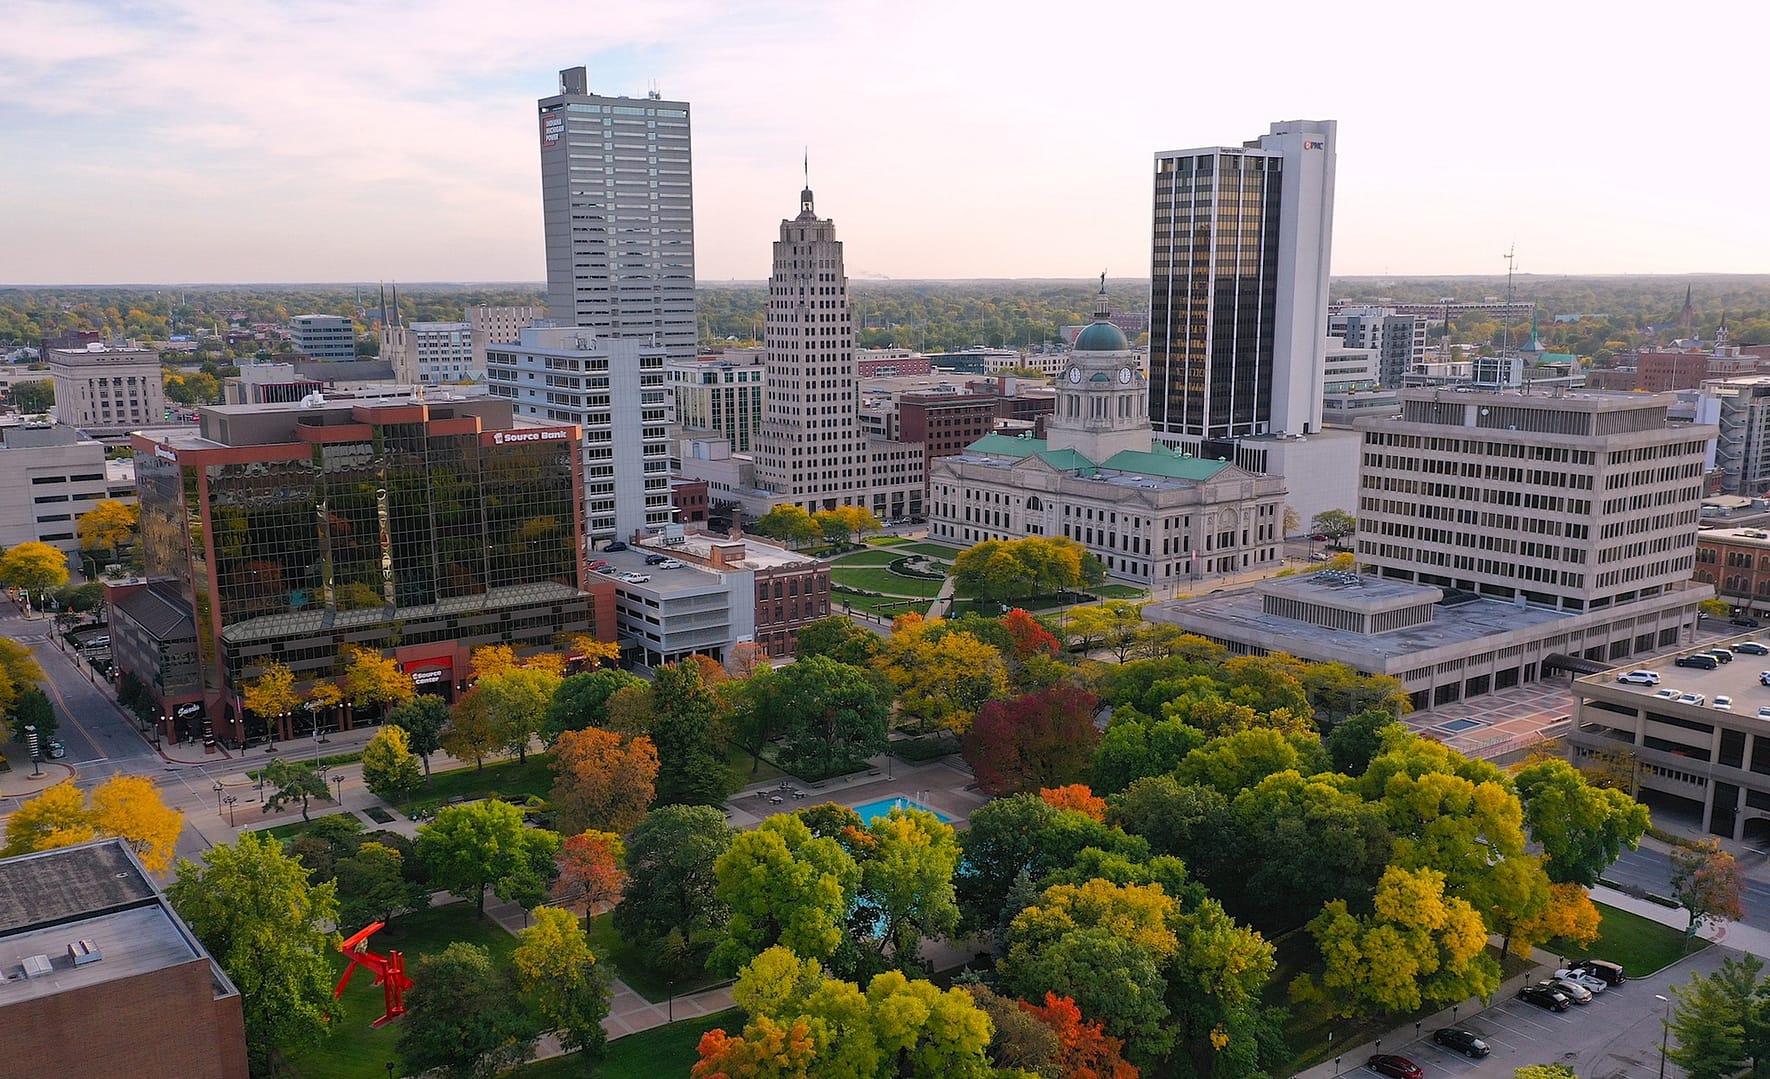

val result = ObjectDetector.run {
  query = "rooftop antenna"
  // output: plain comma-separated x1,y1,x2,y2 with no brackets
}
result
1502,243,1517,356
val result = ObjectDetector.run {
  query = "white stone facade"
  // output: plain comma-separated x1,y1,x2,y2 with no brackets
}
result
48,346,167,429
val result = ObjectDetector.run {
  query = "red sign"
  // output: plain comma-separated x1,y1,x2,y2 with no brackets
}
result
403,657,453,688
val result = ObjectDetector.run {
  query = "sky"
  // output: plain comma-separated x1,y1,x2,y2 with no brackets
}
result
0,0,1761,285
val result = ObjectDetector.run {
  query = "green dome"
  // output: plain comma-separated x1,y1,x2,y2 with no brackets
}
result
1073,320,1129,352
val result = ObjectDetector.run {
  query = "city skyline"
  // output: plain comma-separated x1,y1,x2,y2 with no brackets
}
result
2,0,1760,285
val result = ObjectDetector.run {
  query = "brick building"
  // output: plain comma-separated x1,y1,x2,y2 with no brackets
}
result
1694,526,1770,620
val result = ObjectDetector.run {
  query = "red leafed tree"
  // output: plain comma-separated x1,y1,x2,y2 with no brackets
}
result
553,829,628,917
1039,784,1107,822
1002,608,1060,658
692,1016,817,1078
1022,992,1139,1079
549,727,659,835
960,685,1100,796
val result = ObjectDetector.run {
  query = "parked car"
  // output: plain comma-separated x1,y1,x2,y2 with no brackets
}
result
1733,617,1763,628
1578,959,1627,985
1760,670,1770,687
1519,985,1571,1011
1617,670,1661,685
588,559,612,572
1675,653,1718,670
1677,693,1707,707
657,559,684,569
1545,977,1593,1004
1715,696,1734,710
84,634,110,649
618,572,650,584
1366,1055,1423,1079
45,740,66,760
644,553,669,565
1733,642,1770,655
1709,648,1734,664
1553,969,1609,994
1654,688,1681,699
1431,1028,1491,1058
1758,707,1770,721
603,541,628,552
1309,533,1330,542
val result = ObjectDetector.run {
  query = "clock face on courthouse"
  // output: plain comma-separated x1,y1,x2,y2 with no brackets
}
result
1068,367,1083,383
1119,367,1133,384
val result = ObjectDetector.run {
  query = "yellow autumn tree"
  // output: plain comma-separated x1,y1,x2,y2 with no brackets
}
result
2,776,183,872
341,644,413,713
561,633,621,671
242,661,302,723
470,644,521,679
76,499,139,552
877,617,1008,733
1513,882,1603,953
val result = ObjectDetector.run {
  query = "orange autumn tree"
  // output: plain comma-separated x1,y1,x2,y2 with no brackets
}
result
693,1017,817,1079
553,830,628,919
1002,608,1060,658
1040,784,1107,822
1022,992,1139,1079
550,727,659,835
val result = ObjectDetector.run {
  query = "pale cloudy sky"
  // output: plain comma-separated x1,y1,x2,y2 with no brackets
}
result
0,0,1759,284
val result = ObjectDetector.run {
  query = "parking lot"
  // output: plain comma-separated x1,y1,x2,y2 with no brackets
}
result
1304,946,1731,1079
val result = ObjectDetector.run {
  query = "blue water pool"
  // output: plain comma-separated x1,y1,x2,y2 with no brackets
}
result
851,796,953,824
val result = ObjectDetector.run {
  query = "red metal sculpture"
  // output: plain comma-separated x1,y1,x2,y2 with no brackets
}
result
333,922,414,1027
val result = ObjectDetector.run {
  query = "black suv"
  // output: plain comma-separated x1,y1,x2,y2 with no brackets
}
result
1675,653,1719,669
1432,1028,1491,1057
1734,617,1763,628
1519,985,1570,1011
603,541,628,552
644,554,669,565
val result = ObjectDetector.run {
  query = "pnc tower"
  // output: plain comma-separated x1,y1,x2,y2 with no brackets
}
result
536,66,696,364
1149,119,1336,444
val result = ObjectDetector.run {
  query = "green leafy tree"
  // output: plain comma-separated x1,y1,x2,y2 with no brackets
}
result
1325,709,1404,775
614,805,732,946
712,813,860,974
397,942,541,1079
473,666,560,763
441,687,504,770
854,807,962,974
956,792,1150,936
513,905,611,1058
752,504,821,548
261,757,330,822
796,615,884,667
10,685,55,745
10,379,53,413
416,800,562,917
1514,1067,1578,1079
541,668,643,747
388,694,450,777
166,833,341,1076
360,724,424,802
754,655,890,779
1310,509,1357,544
334,841,427,930
1667,956,1767,1079
649,661,731,805
1514,757,1651,886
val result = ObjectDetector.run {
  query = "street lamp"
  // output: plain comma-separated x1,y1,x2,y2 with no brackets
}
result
1657,994,1673,1079
213,780,223,811
332,774,344,808
223,794,238,827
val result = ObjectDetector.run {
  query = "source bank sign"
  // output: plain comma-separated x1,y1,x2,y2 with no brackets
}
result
489,428,572,447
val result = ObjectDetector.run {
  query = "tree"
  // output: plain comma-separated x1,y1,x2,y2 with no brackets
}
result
1670,839,1745,936
752,504,821,548
361,724,424,802
956,792,1150,937
0,540,70,604
796,615,883,667
952,536,1089,606
1515,1067,1578,1079
1514,757,1650,887
1304,865,1499,1017
1667,955,1770,1079
10,685,55,746
1698,597,1732,621
242,661,302,732
550,727,658,835
340,643,414,717
513,906,611,1057
1325,709,1403,776
964,984,1063,1076
553,830,627,918
614,805,732,946
76,499,138,552
262,757,330,822
4,777,183,873
1022,992,1139,1079
388,694,449,777
541,668,643,747
398,942,541,1079
416,800,562,917
813,508,853,546
1067,601,1149,662
712,813,860,974
1040,784,1107,821
334,841,427,930
166,832,340,1076
854,807,962,973
1310,509,1357,545
879,617,1009,733
10,379,53,413
754,655,891,779
1002,607,1061,658
473,666,560,763
962,685,1100,796
442,688,503,770
649,661,731,806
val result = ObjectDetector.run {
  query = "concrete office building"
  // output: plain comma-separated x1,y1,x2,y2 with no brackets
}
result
538,67,695,364
470,304,544,377
931,284,1287,586
0,840,249,1079
47,345,167,429
288,314,355,361
486,325,672,543
1697,375,1770,496
1330,306,1426,387
666,352,766,451
118,398,600,745
385,321,475,385
1149,120,1336,443
0,422,136,559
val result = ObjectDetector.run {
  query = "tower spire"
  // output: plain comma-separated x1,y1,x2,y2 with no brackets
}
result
1094,272,1110,320
799,150,815,218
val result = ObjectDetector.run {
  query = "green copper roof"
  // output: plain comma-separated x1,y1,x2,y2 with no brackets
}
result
963,432,1046,458
1100,448,1232,481
1073,321,1129,352
1036,448,1095,474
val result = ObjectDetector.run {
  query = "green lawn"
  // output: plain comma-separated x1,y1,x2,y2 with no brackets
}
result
287,902,517,1079
898,542,962,559
406,753,556,808
866,536,912,547
512,1008,743,1078
829,566,944,597
724,741,786,786
829,549,904,567
257,809,357,841
584,912,728,1003
1546,900,1701,976
1094,584,1150,599
836,592,931,619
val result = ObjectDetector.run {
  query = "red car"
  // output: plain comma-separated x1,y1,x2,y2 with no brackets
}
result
588,559,612,572
1368,1055,1422,1079
1310,533,1330,541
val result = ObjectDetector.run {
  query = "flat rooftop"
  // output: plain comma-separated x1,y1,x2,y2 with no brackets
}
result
0,904,201,1007
0,841,153,934
1578,630,1770,711
589,546,726,599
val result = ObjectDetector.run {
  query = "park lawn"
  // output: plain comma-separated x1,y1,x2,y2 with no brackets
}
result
836,591,929,619
585,912,727,1004
1546,900,1701,976
724,741,786,786
1093,584,1150,599
829,549,903,567
258,809,358,841
866,536,912,546
405,753,556,807
898,541,962,559
512,1008,743,1078
829,565,944,597
287,902,517,1079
